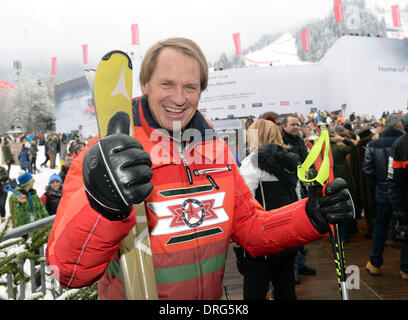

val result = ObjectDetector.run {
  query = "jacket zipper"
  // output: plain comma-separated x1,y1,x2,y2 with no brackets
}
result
179,149,194,185
193,166,232,190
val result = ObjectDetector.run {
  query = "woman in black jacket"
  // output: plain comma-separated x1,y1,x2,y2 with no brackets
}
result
237,119,300,300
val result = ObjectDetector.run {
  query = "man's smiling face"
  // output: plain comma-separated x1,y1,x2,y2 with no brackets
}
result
141,47,202,132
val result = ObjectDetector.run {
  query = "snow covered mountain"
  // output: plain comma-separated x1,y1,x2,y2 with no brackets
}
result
236,0,407,67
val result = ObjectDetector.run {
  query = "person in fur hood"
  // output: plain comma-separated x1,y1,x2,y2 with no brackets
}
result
237,119,300,300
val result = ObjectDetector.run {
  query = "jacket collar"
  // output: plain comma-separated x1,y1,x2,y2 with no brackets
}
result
380,128,404,139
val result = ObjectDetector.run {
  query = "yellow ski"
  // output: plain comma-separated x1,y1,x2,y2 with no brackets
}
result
92,50,158,300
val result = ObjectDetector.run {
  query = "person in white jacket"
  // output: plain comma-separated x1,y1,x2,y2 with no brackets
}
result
237,119,300,300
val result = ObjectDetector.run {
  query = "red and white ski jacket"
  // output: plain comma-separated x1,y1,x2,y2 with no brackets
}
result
46,96,325,300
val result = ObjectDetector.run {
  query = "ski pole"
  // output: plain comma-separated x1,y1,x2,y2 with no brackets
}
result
223,284,230,300
298,123,350,300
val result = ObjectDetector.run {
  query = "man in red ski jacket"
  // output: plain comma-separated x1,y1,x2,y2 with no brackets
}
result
47,38,355,299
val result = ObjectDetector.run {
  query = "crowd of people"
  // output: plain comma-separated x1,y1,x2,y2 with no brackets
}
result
0,132,87,226
237,109,408,299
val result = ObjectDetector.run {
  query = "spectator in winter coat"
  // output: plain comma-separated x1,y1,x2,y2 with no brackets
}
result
282,114,316,282
388,114,408,280
18,145,31,173
238,119,300,300
59,153,74,184
40,137,50,168
47,136,58,169
349,127,376,238
1,140,14,174
30,140,38,174
41,173,63,216
363,114,408,279
0,166,17,223
8,172,48,228
330,125,357,243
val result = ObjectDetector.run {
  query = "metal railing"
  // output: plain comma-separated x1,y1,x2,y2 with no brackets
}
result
2,215,85,300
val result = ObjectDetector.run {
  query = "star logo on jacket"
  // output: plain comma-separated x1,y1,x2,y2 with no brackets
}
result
147,192,229,236
167,199,217,229
181,198,206,228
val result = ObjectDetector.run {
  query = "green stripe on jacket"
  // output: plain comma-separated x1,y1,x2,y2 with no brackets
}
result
154,251,227,284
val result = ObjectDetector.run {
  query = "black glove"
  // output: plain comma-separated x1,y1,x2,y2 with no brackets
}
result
306,178,355,234
393,212,408,242
83,111,153,221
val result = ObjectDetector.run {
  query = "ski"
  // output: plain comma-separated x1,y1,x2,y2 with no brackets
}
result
90,50,158,300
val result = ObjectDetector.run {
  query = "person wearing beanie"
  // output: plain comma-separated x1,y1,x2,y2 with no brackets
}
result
8,172,48,227
41,173,63,216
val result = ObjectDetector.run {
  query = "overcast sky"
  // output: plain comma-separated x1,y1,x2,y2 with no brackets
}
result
0,0,407,76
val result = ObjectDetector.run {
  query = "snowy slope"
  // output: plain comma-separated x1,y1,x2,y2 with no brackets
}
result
243,32,311,66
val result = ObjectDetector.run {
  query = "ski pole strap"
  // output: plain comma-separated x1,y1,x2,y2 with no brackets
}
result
297,124,331,187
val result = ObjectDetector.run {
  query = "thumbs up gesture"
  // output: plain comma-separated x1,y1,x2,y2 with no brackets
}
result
83,111,153,220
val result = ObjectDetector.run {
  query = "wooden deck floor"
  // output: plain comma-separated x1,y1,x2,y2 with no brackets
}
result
222,219,408,300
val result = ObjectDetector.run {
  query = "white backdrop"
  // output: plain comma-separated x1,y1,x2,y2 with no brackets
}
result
198,36,408,120
321,36,408,118
198,64,328,120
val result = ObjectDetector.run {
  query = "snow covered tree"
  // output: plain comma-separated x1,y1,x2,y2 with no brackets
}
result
295,0,387,62
1,71,56,134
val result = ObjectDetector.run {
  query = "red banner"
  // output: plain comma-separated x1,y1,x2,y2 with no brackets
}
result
82,44,88,64
333,0,344,23
51,57,57,75
301,29,310,51
131,24,139,45
232,33,241,56
391,5,401,27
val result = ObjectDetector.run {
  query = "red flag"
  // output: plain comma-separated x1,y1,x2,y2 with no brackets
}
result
232,33,241,56
391,5,401,27
333,0,344,23
301,29,310,51
131,24,139,45
82,44,88,64
51,57,57,75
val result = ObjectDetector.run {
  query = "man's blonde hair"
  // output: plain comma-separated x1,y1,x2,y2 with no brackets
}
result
139,37,208,91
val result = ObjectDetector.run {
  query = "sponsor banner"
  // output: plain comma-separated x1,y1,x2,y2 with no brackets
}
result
391,5,401,27
334,0,344,23
82,44,88,64
232,33,241,56
51,57,57,75
131,24,140,45
199,65,327,119
301,29,310,51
